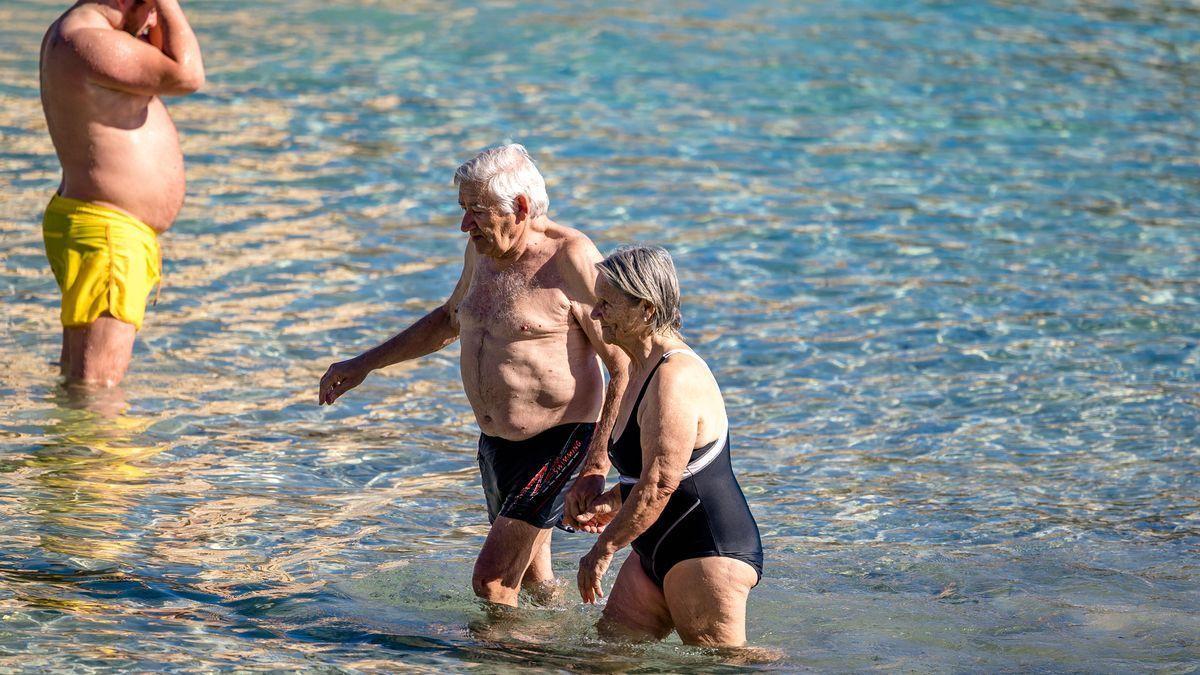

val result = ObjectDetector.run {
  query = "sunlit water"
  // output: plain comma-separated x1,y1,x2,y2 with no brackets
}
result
2,0,1199,671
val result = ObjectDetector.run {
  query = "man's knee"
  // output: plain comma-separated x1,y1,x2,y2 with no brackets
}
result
472,556,518,600
471,572,502,600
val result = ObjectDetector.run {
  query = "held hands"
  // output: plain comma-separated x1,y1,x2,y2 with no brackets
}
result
572,485,622,534
563,472,605,529
577,544,614,604
318,357,370,405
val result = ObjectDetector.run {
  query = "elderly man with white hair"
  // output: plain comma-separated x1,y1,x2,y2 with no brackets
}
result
319,144,628,607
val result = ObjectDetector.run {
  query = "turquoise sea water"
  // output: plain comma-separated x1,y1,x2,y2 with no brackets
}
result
1,0,1199,671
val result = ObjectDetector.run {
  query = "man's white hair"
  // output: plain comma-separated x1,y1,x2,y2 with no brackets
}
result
453,143,549,218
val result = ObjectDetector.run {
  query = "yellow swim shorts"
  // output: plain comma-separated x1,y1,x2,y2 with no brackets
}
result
42,195,161,331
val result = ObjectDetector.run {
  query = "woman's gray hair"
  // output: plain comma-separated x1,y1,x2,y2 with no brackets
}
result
596,245,683,334
453,143,550,218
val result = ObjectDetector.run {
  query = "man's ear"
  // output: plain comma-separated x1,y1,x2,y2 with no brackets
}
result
514,194,530,222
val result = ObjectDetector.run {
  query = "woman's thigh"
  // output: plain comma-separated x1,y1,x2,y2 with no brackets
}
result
598,551,674,641
662,556,757,647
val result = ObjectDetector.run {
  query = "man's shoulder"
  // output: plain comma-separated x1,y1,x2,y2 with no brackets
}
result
54,10,125,60
541,225,602,300
546,223,601,268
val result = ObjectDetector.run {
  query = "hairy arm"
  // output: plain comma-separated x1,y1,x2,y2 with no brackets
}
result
68,0,204,96
319,244,474,405
560,236,630,523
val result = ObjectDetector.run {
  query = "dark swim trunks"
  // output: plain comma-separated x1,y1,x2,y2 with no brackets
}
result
477,422,595,530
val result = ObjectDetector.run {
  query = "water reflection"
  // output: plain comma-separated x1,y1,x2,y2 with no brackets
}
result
29,386,163,567
2,0,1199,669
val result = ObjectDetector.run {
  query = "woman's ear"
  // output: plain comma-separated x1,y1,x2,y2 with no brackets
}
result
640,300,655,323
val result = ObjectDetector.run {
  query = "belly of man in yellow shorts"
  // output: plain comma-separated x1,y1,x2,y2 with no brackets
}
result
39,0,204,386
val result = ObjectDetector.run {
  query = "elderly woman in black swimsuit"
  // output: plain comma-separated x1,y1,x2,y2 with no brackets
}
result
574,245,763,647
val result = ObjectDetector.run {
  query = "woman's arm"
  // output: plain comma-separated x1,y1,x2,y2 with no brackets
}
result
578,364,699,602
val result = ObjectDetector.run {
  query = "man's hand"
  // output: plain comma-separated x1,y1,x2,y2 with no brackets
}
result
319,356,371,405
147,19,164,50
578,543,614,604
573,485,621,534
563,472,606,528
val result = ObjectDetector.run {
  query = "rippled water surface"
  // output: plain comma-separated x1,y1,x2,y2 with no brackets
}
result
2,0,1199,671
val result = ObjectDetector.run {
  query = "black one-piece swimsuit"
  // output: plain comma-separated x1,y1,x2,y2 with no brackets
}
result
608,350,764,588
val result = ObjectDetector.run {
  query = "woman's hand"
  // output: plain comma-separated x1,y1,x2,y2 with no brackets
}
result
577,544,614,604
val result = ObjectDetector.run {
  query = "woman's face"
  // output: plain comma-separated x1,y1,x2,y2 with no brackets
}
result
592,274,645,345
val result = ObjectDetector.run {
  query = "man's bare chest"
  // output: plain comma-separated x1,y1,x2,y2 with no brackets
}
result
457,266,573,339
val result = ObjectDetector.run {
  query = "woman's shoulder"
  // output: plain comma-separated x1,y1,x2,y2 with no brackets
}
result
647,350,719,401
638,350,727,440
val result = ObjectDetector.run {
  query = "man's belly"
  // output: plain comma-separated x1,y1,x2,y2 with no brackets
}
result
57,113,185,232
461,338,605,441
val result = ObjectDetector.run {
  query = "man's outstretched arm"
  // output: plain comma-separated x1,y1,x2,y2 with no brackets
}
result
319,244,474,405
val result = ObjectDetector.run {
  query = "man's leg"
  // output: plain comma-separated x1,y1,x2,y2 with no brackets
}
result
522,531,553,588
60,328,71,375
65,313,136,387
520,531,565,604
472,515,552,607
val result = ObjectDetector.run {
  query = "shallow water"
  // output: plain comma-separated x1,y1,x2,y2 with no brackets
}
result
2,0,1199,671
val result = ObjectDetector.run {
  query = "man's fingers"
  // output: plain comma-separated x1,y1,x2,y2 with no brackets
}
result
566,488,589,518
318,367,336,405
320,379,344,406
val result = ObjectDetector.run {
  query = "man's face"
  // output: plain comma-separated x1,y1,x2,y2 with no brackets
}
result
123,0,158,40
458,182,522,258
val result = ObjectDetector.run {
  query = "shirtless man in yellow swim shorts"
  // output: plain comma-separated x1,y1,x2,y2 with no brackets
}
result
39,0,204,386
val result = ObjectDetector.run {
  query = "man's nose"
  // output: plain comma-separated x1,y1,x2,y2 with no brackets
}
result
590,306,602,320
460,213,473,232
